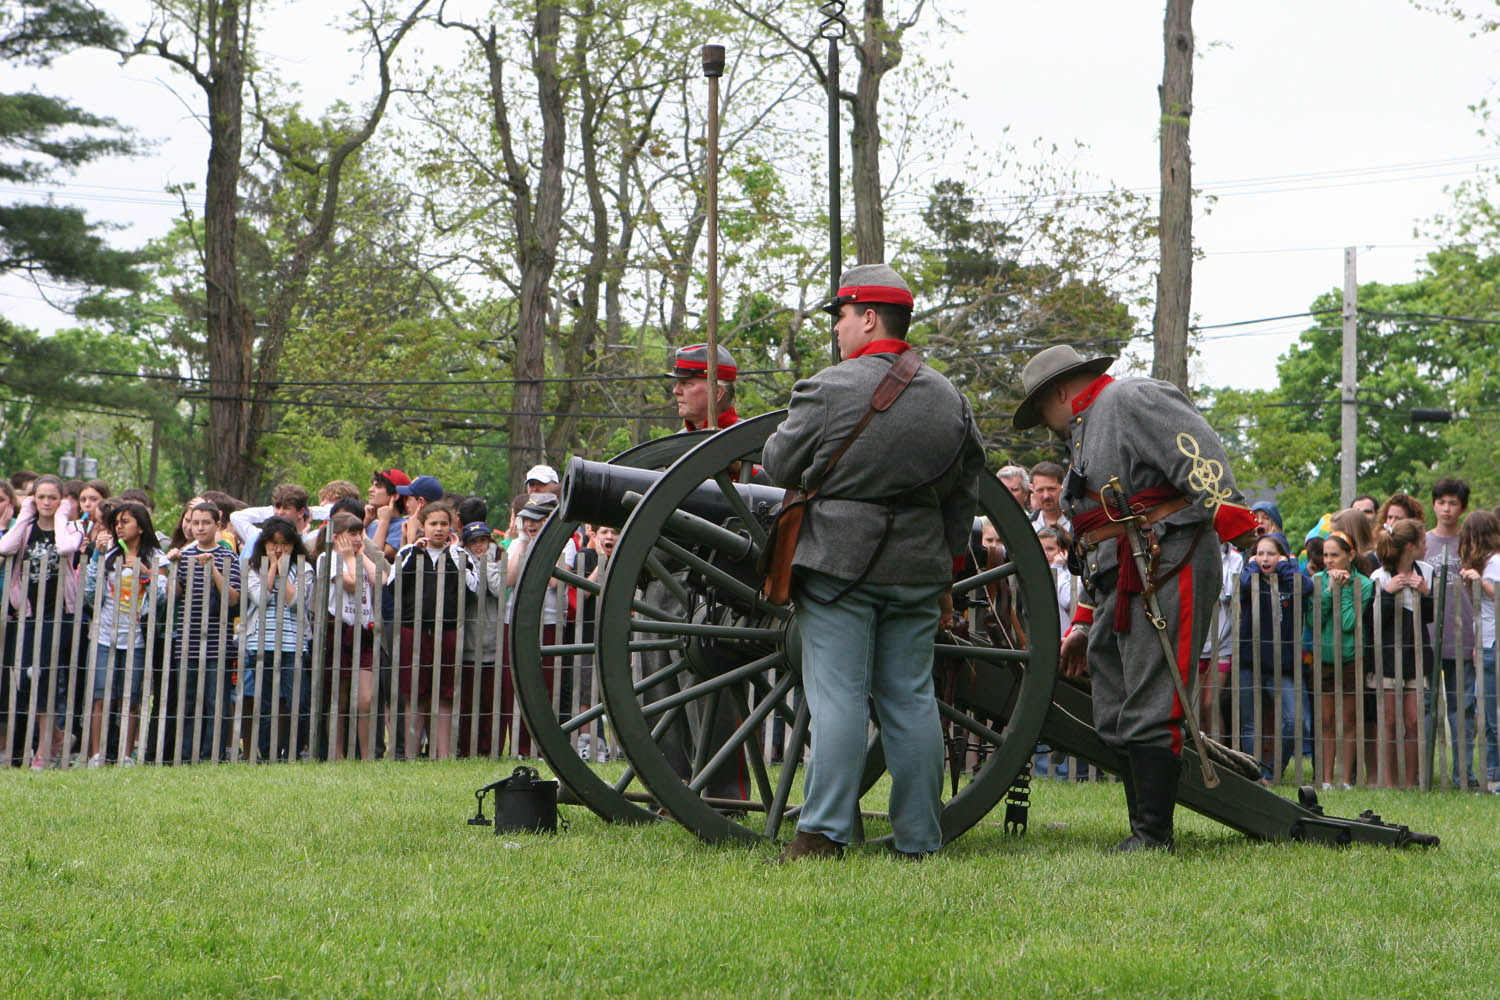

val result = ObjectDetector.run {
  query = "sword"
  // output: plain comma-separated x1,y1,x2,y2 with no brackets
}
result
1099,477,1219,788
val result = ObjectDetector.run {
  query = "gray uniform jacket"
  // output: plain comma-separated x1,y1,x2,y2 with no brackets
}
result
1062,376,1248,594
762,351,986,586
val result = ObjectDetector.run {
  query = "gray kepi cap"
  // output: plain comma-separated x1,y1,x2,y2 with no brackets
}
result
1011,345,1115,431
821,262,915,315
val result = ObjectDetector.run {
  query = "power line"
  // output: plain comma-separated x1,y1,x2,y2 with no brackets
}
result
73,366,794,388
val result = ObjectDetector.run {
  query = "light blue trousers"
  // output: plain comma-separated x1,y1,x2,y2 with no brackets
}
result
794,570,946,854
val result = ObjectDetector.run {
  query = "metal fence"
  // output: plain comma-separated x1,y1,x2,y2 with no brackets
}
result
0,537,623,768
1033,556,1498,791
5,537,1498,793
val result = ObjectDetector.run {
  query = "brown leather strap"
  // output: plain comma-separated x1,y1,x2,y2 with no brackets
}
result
1077,495,1191,549
807,351,921,499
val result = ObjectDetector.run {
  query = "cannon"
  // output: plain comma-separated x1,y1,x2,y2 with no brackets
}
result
507,412,1438,849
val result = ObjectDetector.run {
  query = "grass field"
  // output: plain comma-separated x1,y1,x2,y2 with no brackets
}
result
2,760,1494,998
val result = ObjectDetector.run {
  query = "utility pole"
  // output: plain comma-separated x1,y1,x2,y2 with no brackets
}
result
821,2,844,363
1341,246,1358,508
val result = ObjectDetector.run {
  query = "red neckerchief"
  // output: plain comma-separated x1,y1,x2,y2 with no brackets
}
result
1071,374,1114,414
684,407,740,432
847,339,911,359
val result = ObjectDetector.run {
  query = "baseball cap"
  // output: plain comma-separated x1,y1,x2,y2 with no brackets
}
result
461,521,495,545
518,496,558,522
374,468,410,490
395,475,443,501
524,464,560,486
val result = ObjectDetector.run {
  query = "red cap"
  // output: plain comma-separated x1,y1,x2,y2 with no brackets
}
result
375,468,410,489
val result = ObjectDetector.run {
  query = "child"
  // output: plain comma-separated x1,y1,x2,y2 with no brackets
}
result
459,520,505,758
1310,530,1373,790
1237,532,1312,784
1459,510,1500,790
1036,526,1074,634
170,501,240,763
240,516,311,762
501,495,573,757
1198,543,1243,739
0,475,85,768
1372,518,1434,788
319,512,381,761
81,501,167,766
389,501,471,759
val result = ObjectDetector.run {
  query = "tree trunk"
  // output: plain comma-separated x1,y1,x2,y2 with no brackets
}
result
1152,0,1193,393
492,3,566,496
849,0,898,264
202,0,252,498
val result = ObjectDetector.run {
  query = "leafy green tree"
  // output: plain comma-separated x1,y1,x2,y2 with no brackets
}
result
0,1,144,299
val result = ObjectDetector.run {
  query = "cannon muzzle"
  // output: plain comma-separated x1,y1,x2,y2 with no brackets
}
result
560,457,787,529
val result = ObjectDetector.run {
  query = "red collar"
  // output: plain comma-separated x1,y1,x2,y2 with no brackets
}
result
684,407,740,432
1071,374,1114,415
847,339,911,359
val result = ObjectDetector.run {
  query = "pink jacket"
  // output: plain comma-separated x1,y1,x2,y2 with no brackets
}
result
0,502,85,617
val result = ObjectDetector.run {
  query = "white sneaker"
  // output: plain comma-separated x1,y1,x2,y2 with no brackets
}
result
120,756,137,767
87,753,105,769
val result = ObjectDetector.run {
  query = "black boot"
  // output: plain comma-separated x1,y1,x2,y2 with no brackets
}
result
1111,745,1180,854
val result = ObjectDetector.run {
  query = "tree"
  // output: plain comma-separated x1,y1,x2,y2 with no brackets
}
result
1151,0,1193,393
1203,245,1500,533
121,0,425,499
0,1,144,300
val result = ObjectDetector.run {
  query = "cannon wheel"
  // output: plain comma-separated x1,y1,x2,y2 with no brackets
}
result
508,431,710,824
596,411,1060,846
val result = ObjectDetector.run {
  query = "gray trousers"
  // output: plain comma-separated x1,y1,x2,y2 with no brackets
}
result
1087,526,1221,754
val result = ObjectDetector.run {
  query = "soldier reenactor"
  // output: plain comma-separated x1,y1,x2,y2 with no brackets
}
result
763,263,986,861
1013,345,1257,852
668,343,740,431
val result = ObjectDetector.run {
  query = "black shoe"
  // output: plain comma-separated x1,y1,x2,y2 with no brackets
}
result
1108,745,1179,854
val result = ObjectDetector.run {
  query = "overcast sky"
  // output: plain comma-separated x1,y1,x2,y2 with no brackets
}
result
5,0,1499,394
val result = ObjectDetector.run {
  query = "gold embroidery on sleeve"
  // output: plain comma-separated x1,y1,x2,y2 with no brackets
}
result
1177,432,1232,510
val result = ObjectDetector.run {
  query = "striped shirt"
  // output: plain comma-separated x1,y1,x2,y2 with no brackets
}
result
171,541,241,661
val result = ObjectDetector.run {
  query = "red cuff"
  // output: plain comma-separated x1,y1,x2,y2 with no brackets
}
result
953,555,967,575
1213,503,1257,545
1069,603,1095,627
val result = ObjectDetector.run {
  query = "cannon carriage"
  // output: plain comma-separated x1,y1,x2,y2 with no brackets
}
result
505,413,1438,850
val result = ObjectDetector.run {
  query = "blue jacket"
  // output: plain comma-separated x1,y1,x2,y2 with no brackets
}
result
1238,561,1311,674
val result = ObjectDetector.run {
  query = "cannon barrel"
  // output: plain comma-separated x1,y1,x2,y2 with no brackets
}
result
560,456,787,530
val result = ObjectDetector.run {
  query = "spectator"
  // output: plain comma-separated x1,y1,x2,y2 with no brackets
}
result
1371,518,1434,788
78,479,109,530
1426,476,1477,787
1304,536,1326,575
318,480,360,506
1379,492,1426,532
524,465,562,497
1311,530,1373,790
319,512,381,761
0,475,84,768
1352,494,1379,527
501,495,574,756
396,475,444,547
200,490,244,552
165,497,206,558
1458,509,1500,792
389,500,469,760
169,500,240,763
1036,526,1074,634
232,483,324,561
1237,532,1312,784
1251,500,1282,537
0,481,14,533
240,516,311,762
1027,460,1069,533
458,520,505,758
366,469,409,561
10,469,39,497
996,465,1031,509
457,496,488,530
1331,508,1378,577
82,501,167,766
1199,542,1243,738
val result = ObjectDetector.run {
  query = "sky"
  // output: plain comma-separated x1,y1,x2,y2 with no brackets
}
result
4,0,1500,394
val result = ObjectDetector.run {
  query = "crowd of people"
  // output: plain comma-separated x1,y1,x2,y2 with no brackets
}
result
5,440,1499,793
995,462,1500,792
0,463,622,770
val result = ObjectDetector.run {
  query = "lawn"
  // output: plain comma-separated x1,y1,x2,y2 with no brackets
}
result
2,760,1492,998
